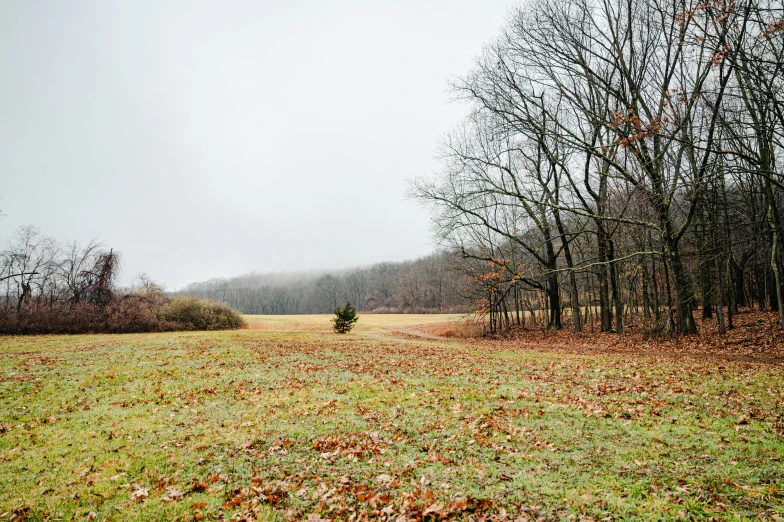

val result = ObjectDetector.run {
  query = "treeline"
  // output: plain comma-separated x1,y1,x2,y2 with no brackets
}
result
0,226,244,334
412,0,784,336
182,251,471,314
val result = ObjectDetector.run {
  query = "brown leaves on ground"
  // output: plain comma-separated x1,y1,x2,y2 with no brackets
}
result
420,309,784,362
130,485,150,501
228,474,544,522
3,315,782,521
313,432,386,462
162,486,184,502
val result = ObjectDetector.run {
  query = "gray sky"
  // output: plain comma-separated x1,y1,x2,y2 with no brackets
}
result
0,0,513,289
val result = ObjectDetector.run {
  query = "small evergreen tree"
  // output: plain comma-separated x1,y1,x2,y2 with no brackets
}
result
332,301,359,333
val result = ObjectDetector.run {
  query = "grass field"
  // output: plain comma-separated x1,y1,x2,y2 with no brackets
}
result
242,314,467,331
1,314,782,521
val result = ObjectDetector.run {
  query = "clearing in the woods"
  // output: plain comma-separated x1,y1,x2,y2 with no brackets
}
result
1,315,782,520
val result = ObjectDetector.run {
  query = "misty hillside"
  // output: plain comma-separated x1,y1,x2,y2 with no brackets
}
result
181,251,472,314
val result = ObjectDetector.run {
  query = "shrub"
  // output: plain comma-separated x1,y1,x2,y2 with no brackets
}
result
0,293,245,335
161,297,246,331
103,294,170,333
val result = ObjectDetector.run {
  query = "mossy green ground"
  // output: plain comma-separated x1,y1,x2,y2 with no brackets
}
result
0,315,782,521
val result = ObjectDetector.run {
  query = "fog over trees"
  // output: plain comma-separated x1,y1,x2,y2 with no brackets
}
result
182,252,472,315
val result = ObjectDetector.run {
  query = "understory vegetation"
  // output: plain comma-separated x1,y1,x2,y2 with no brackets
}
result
0,316,781,520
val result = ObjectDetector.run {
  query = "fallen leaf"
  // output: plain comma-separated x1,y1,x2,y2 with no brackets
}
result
376,473,394,486
130,486,149,501
163,486,184,501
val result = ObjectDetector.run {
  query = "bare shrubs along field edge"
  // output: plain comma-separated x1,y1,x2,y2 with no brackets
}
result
1,315,782,521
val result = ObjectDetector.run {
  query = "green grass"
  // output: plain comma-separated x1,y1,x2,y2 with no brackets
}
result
0,315,782,520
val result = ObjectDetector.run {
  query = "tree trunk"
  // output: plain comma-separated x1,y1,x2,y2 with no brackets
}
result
648,231,661,322
555,211,582,333
596,225,612,332
764,171,784,328
731,258,746,309
608,240,624,334
642,256,652,321
696,196,713,318
546,273,561,330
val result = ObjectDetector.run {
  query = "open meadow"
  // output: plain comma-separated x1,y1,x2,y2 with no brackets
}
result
1,315,783,521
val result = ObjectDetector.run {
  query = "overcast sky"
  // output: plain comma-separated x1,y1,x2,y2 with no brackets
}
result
0,0,513,289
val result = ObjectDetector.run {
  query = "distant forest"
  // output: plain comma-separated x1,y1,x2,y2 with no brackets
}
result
181,251,472,314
